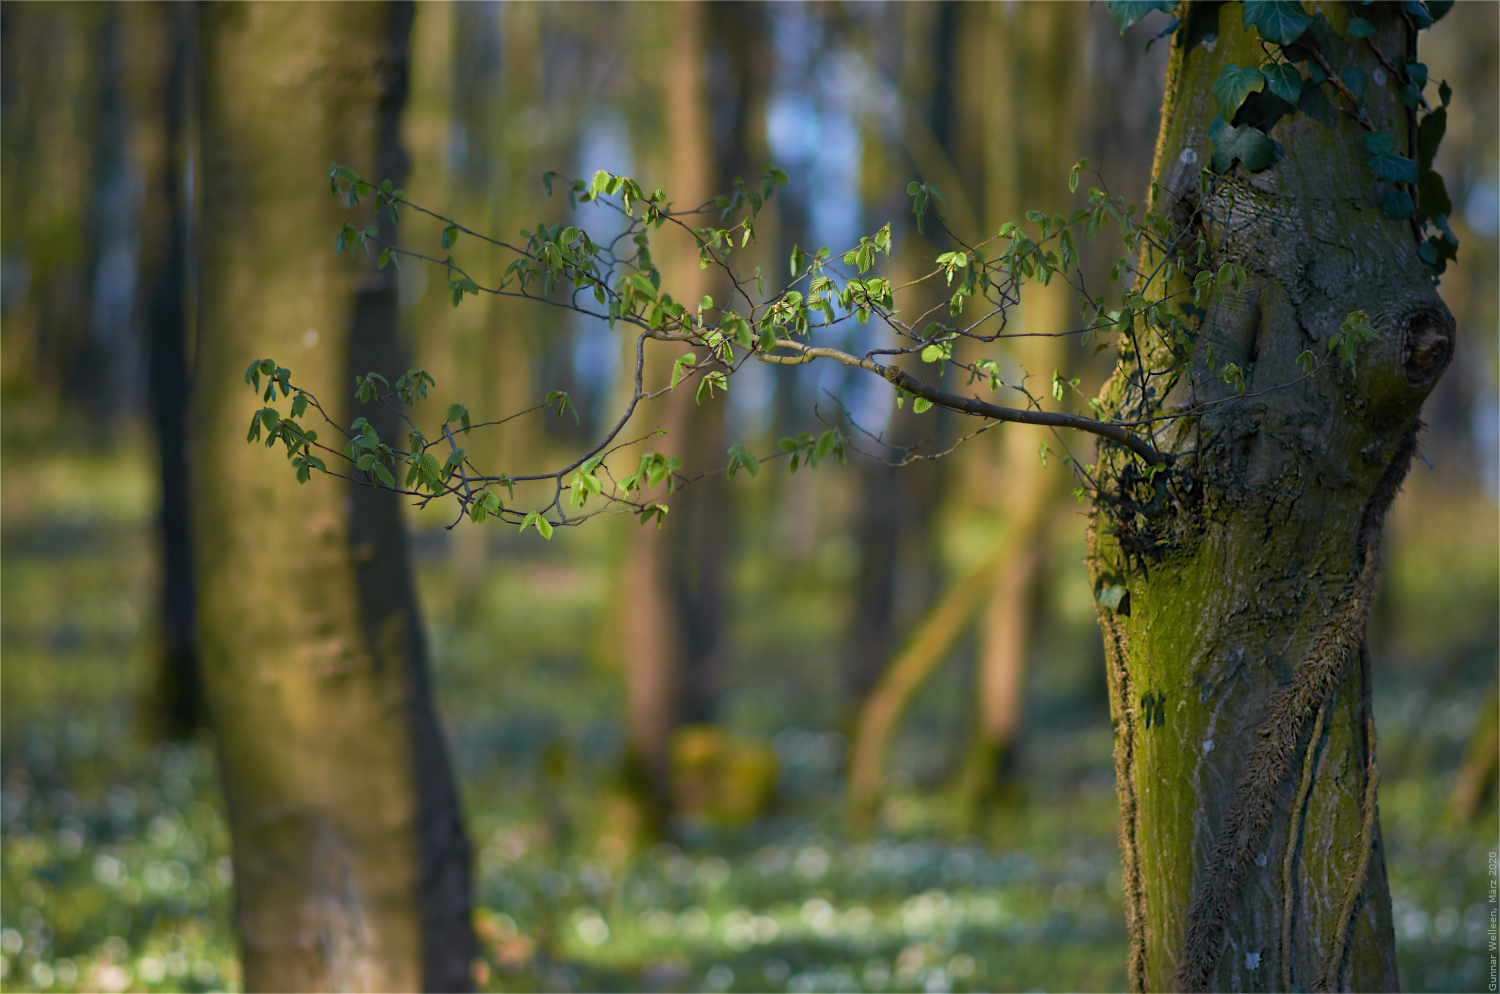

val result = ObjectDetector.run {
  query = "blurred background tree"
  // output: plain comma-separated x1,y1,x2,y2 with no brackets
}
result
1,2,1494,993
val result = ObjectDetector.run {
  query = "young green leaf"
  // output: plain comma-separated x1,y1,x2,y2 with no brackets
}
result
726,443,760,479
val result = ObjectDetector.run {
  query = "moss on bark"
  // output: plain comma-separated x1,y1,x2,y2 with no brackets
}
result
1088,3,1452,990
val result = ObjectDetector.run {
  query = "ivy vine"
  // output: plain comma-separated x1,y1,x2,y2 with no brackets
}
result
1109,0,1459,274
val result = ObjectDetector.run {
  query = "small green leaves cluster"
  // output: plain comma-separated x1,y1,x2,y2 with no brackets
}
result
905,181,946,234
725,444,760,480
243,360,325,482
1190,263,1248,306
568,457,606,509
619,453,682,495
1328,310,1378,368
842,224,894,275
778,430,847,473
327,164,406,221
544,389,577,422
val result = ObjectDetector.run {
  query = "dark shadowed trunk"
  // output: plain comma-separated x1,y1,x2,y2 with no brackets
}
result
128,1,205,740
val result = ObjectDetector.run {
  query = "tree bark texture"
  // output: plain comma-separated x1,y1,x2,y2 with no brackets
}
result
192,3,474,990
1089,4,1452,991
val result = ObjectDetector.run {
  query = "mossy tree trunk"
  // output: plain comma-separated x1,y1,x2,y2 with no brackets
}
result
1090,4,1452,990
192,3,474,989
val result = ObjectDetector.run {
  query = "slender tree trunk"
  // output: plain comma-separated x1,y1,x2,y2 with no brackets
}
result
616,0,715,826
840,2,960,818
1090,4,1451,989
0,5,112,422
192,4,474,989
953,2,1085,825
847,550,1001,838
1451,682,1499,822
125,1,205,740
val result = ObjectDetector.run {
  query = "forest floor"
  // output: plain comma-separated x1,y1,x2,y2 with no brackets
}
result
1,437,1495,993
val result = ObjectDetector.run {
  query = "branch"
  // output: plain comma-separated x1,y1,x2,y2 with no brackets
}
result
760,340,1169,466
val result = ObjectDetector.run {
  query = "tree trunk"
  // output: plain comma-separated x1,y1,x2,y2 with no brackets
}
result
615,0,717,828
847,550,1001,838
192,3,474,990
125,1,205,740
1090,4,1452,990
1451,681,1499,822
954,1,1084,825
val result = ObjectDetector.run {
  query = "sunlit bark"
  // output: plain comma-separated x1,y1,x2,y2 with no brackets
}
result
193,4,473,989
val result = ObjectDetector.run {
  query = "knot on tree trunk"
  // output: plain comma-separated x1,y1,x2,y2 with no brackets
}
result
1402,309,1453,385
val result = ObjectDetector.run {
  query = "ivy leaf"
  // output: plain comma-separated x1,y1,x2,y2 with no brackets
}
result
1097,584,1129,612
1382,190,1414,219
1340,66,1367,102
1105,0,1174,33
1364,132,1394,156
1401,0,1432,29
1242,0,1313,44
1212,64,1265,119
1208,115,1276,173
1417,169,1453,221
1260,63,1304,105
1298,83,1337,128
1416,106,1446,173
1346,16,1376,38
1367,150,1418,184
1427,0,1454,21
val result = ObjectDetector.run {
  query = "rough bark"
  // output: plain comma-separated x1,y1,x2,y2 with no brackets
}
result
1089,4,1452,990
193,3,474,989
